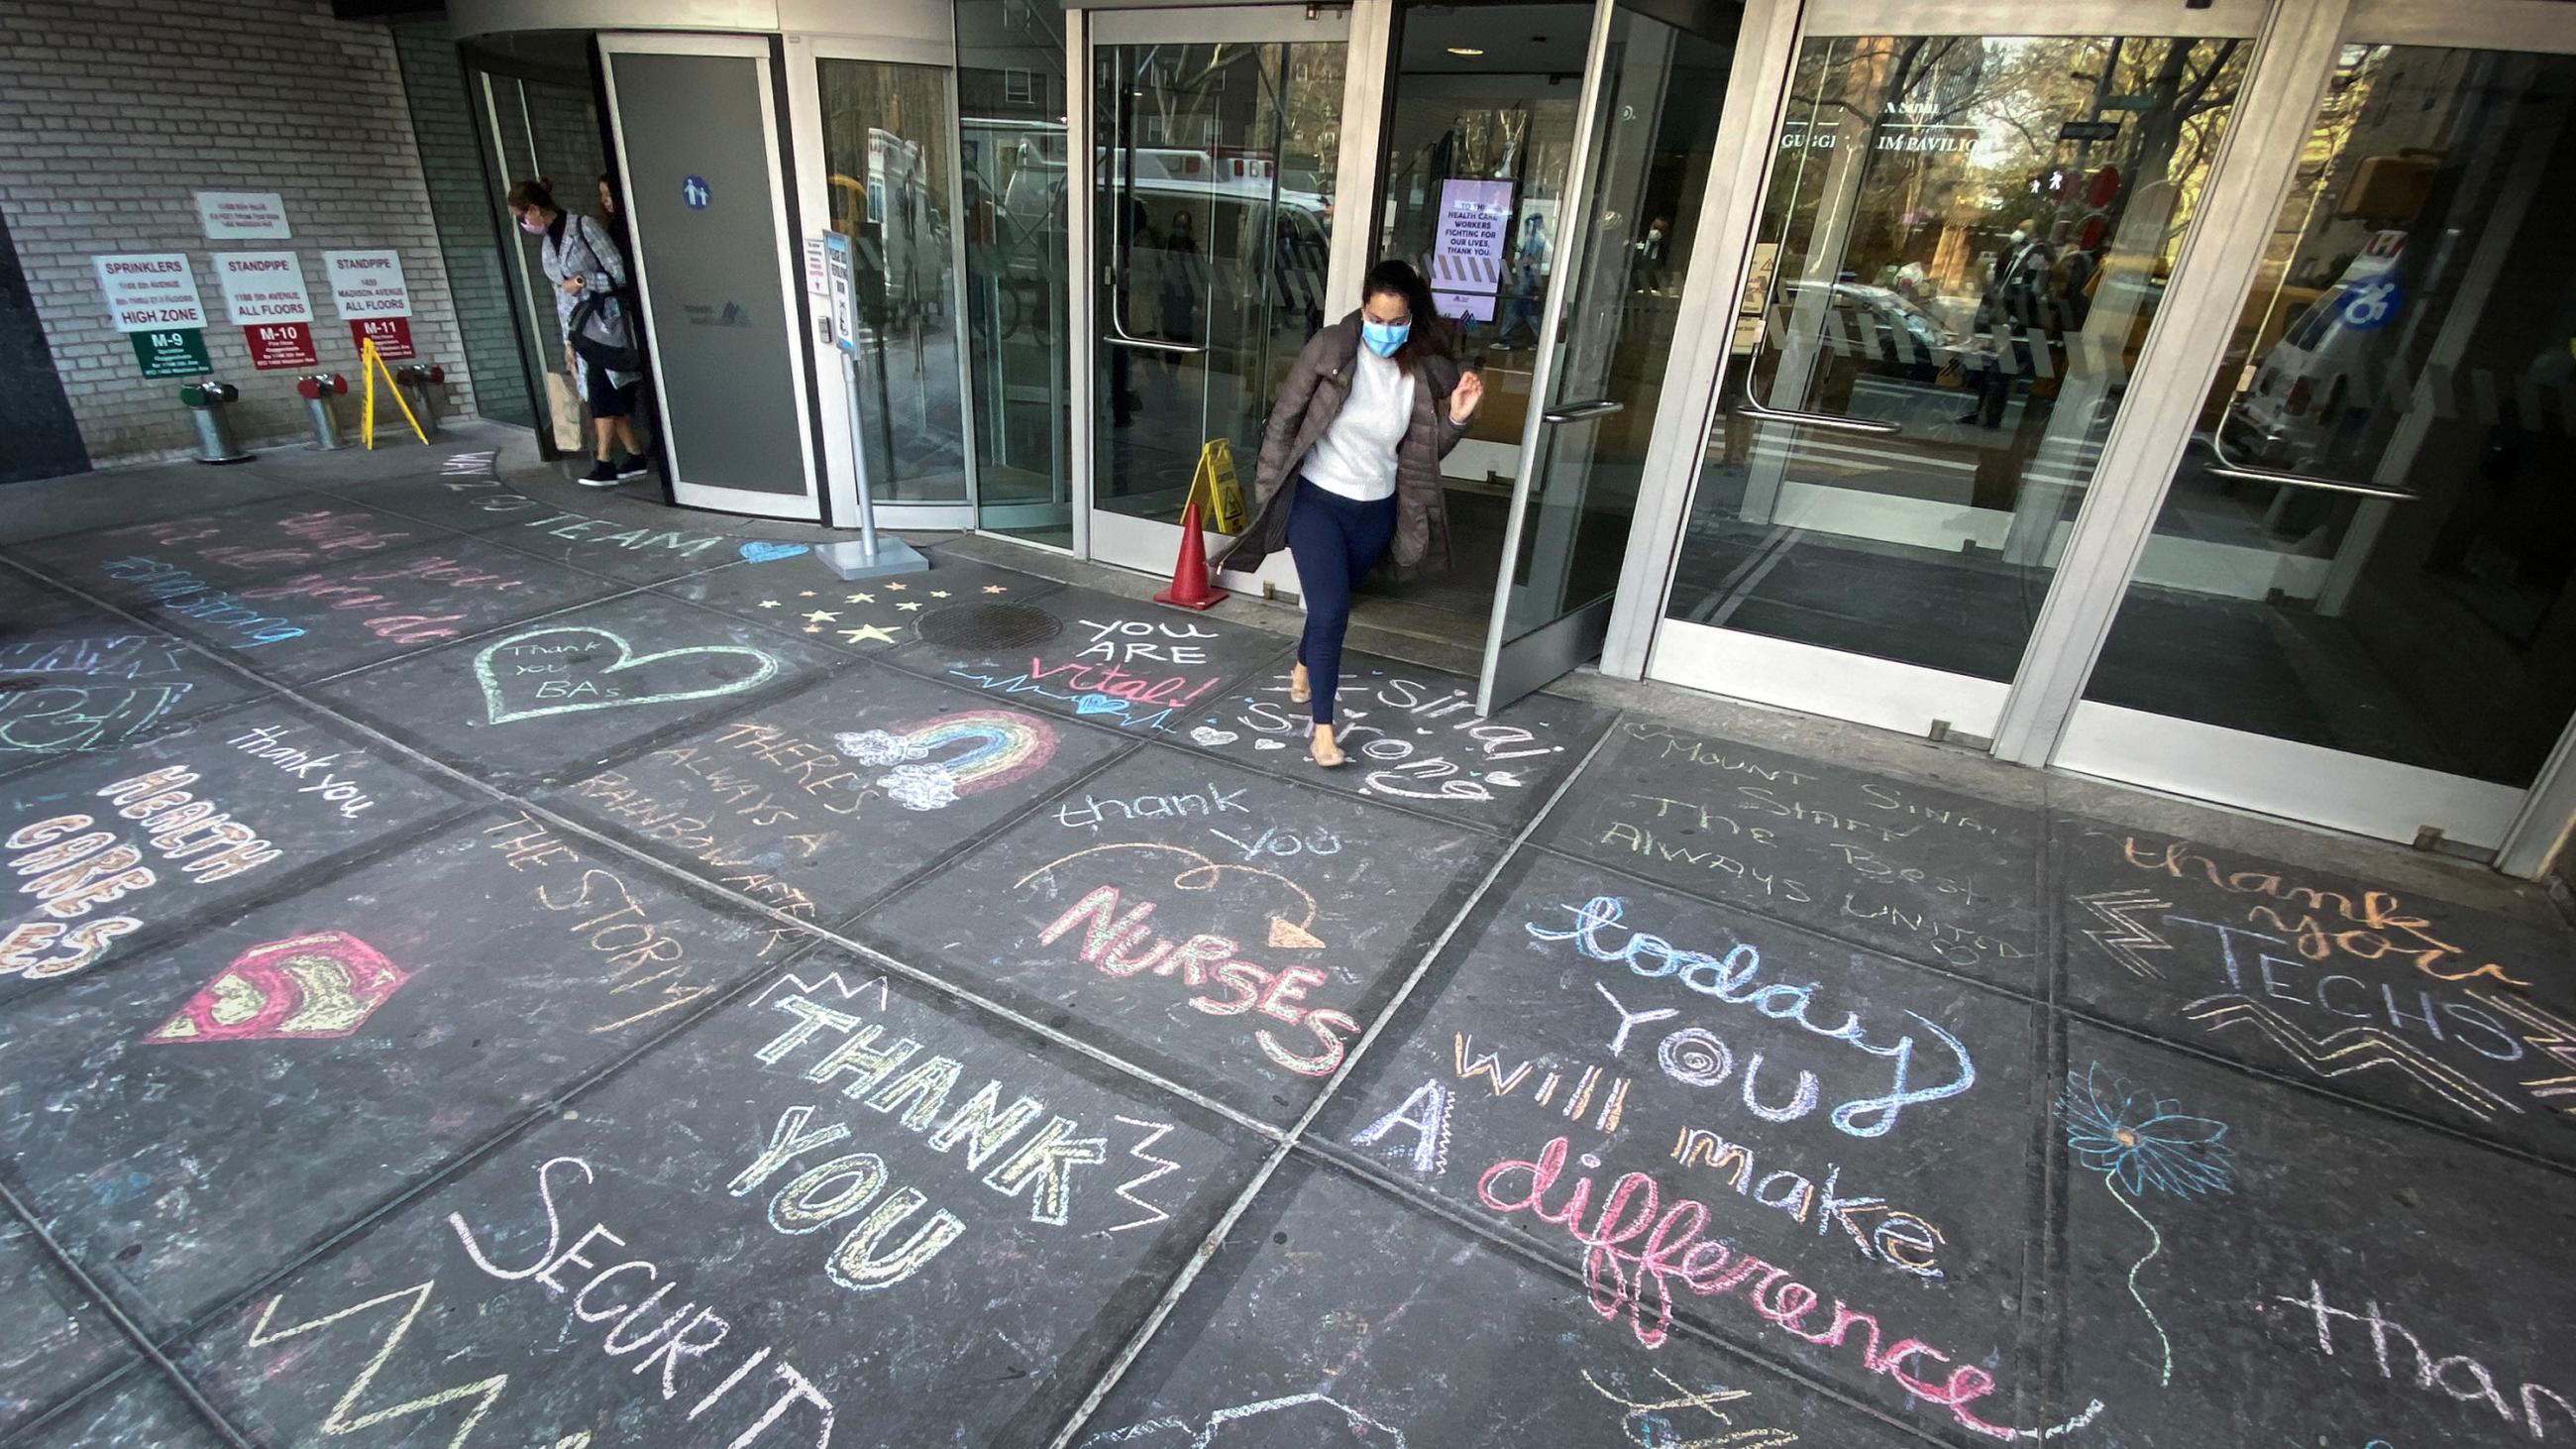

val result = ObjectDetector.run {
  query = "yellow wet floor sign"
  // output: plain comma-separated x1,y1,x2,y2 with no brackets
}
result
1189,438,1245,533
358,337,427,449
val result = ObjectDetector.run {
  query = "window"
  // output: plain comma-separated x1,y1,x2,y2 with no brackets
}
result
1003,67,1033,104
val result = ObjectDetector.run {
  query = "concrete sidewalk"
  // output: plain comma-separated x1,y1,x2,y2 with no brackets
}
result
0,427,2570,1449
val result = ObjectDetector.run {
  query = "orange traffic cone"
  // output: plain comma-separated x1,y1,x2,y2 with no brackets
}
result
1153,499,1231,612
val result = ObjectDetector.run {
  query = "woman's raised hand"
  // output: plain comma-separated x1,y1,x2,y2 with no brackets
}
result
1449,369,1485,424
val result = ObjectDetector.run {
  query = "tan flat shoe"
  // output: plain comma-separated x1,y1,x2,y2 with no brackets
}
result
1289,664,1312,705
1310,725,1345,768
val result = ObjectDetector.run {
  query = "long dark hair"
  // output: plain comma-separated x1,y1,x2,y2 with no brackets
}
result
1363,259,1449,376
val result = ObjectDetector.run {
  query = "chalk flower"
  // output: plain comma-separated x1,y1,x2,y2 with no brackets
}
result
835,729,929,766
2059,1062,2235,1199
878,763,959,812
2059,1061,2237,1389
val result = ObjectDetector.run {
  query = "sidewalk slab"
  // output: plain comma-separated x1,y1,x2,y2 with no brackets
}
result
173,954,1264,1449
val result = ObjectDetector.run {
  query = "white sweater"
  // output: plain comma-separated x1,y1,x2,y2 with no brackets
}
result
1300,346,1415,502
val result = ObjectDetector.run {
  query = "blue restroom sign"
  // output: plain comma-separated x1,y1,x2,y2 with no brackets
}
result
682,174,711,210
2337,278,2401,331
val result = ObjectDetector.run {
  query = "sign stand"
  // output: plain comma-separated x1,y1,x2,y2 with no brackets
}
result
812,231,926,581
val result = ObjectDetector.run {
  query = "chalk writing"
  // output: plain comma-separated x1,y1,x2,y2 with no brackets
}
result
1,766,282,978
225,724,384,818
1476,1135,2068,1440
2102,832,2529,987
1349,1079,1453,1176
0,634,189,680
2277,1280,2573,1439
1226,671,1565,803
1529,895,1976,1139
145,931,411,1043
1053,782,1248,828
1668,1127,1945,1279
1072,616,1216,664
504,512,730,559
1450,1033,1633,1133
99,557,305,645
474,628,781,724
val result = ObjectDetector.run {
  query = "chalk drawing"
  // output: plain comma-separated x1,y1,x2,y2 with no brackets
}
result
738,541,807,563
833,711,1058,813
1083,1393,1408,1447
1106,1115,1181,1233
1579,1367,1795,1448
1017,840,1323,949
472,626,780,724
2076,889,2175,980
2465,987,2576,1114
2057,1063,2234,1389
146,931,411,1044
2183,993,2516,1121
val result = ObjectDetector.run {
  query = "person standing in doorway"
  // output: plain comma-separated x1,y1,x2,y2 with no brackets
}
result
596,171,630,258
510,177,648,486
1962,218,2056,429
1217,260,1485,767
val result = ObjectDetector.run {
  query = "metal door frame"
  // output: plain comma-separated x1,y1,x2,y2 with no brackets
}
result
786,27,981,530
599,32,826,521
1071,3,1390,590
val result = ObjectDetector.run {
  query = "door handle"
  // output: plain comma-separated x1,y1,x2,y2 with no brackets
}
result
2206,463,2417,501
1542,397,1624,423
1105,331,1206,355
1738,390,1900,435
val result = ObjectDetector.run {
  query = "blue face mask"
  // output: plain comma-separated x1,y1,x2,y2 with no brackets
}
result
1361,318,1410,358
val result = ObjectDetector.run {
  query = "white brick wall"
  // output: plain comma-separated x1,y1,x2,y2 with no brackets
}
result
0,0,478,463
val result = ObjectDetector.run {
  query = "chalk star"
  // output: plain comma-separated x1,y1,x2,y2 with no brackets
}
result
804,610,837,622
982,584,1009,594
844,592,875,604
756,599,783,609
840,623,899,644
799,590,817,598
929,590,951,598
884,581,908,591
804,624,822,633
896,602,921,612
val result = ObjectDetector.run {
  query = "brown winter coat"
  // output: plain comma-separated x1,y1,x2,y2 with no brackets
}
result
1215,311,1468,576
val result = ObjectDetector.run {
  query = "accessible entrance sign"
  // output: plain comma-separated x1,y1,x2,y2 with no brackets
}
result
94,253,210,378
323,250,416,359
214,252,318,369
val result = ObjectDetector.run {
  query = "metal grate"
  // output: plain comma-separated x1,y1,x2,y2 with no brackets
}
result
913,602,1063,652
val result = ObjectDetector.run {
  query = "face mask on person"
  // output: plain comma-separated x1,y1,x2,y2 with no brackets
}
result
518,211,547,236
1361,318,1410,357
2009,229,2029,248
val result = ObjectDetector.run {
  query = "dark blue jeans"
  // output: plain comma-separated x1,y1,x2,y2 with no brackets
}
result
1287,477,1398,725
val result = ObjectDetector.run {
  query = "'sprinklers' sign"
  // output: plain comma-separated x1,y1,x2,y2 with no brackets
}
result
321,250,411,320
92,254,208,333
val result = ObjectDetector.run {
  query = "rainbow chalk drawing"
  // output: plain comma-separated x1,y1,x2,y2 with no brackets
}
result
2058,1061,2236,1388
834,710,1057,812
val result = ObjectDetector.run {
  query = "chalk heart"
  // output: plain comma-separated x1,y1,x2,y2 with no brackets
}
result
1253,738,1287,751
1189,725,1238,747
1486,771,1525,788
738,541,808,563
1075,693,1128,717
473,626,781,724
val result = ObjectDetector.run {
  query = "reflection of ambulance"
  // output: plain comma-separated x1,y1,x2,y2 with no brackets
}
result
2227,229,2408,468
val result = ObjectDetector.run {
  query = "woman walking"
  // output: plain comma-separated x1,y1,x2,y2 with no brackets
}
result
508,177,648,486
1217,260,1484,766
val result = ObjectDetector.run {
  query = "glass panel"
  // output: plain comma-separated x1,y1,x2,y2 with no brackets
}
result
819,57,969,502
1372,1,1590,620
1664,33,2248,681
1502,1,1734,645
1094,41,1343,525
958,0,1074,545
2082,46,2576,787
616,52,809,498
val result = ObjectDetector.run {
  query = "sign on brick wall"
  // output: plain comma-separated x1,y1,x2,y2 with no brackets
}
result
194,190,291,240
324,250,415,360
215,252,318,369
92,254,208,332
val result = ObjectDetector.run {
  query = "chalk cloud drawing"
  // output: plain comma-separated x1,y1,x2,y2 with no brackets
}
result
1082,1393,1407,1446
472,626,780,724
146,931,412,1044
834,710,1058,813
2058,1061,2235,1388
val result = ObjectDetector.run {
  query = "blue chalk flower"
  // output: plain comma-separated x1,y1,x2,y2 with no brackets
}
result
2059,1062,2235,1199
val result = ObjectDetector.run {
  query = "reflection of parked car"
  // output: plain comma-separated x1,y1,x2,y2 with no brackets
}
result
2225,230,2408,468
1778,280,1961,380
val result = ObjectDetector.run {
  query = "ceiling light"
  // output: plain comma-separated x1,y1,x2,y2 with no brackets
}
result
1448,46,1484,56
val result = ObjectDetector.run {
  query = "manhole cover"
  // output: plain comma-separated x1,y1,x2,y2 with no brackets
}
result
914,602,1062,651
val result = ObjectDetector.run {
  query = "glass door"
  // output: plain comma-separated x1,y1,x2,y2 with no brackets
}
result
1474,0,1746,713
1085,7,1354,580
600,34,824,520
1648,5,2266,739
2053,3,2576,852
